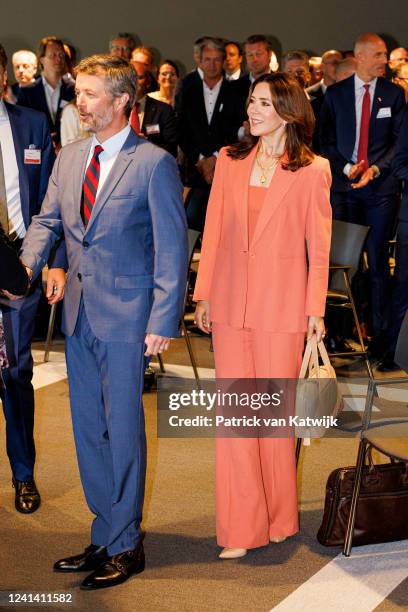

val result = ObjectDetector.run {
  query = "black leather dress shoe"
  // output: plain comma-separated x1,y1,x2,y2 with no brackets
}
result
12,478,41,514
54,544,108,572
80,543,145,590
377,354,400,372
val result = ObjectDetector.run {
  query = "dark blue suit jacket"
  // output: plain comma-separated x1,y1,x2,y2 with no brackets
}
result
5,102,66,269
16,77,75,146
319,75,406,193
393,106,408,222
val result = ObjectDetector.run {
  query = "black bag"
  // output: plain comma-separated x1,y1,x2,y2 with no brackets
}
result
317,461,408,547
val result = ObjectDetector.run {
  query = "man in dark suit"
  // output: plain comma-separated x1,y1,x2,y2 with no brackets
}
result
178,37,241,231
320,32,405,346
378,107,408,370
0,44,64,513
130,60,177,157
17,36,75,148
20,55,187,590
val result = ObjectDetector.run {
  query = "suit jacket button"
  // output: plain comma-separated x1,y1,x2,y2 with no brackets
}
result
82,240,89,249
77,273,82,281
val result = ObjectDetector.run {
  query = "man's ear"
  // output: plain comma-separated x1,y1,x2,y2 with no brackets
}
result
114,92,130,113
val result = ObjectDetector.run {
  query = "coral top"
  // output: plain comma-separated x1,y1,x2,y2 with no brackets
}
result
248,186,267,244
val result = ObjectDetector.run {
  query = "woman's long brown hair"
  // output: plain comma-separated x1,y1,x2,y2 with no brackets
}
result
227,72,315,171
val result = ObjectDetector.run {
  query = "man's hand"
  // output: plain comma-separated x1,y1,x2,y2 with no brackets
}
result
307,316,325,343
196,156,217,185
144,334,171,356
351,166,378,189
194,300,212,334
46,268,66,304
348,160,365,180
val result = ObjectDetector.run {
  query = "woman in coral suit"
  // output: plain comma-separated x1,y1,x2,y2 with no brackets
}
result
194,73,332,559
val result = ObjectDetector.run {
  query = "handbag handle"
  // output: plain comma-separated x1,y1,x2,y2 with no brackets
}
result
299,336,320,379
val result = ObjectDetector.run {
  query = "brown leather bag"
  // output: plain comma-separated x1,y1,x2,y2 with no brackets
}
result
317,460,408,546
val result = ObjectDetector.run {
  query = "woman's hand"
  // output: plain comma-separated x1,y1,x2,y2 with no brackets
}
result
307,316,325,343
195,300,212,334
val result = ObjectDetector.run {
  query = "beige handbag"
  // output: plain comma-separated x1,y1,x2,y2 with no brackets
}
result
295,336,343,441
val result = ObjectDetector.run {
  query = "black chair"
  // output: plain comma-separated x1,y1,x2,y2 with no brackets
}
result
327,219,373,379
343,312,408,556
156,229,201,385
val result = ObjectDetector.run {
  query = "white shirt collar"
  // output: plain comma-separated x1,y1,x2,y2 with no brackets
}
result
226,68,241,81
197,67,204,80
91,124,131,159
42,75,62,93
321,81,328,94
0,99,8,122
354,74,377,91
203,77,223,92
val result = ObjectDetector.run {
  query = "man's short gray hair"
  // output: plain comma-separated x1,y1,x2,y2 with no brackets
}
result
198,37,226,61
75,54,137,117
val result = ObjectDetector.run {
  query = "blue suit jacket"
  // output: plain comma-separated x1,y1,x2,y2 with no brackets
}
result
17,77,75,146
319,75,406,193
21,130,188,342
393,106,408,222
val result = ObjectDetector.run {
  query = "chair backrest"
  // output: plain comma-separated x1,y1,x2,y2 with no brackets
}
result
187,229,201,268
329,220,369,291
395,310,408,374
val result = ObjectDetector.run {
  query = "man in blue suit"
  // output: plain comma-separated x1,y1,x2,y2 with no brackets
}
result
21,55,188,590
320,32,405,348
0,44,65,513
17,36,75,148
378,106,408,370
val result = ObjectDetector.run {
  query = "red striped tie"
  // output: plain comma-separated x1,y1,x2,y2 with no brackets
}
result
357,84,371,172
82,144,103,227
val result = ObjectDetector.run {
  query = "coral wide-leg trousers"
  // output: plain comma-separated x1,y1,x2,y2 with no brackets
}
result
212,322,304,549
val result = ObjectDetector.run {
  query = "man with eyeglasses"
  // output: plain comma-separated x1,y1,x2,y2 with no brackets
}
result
109,32,135,61
17,36,75,148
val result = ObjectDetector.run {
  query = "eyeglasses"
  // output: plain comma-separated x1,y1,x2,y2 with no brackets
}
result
110,44,132,53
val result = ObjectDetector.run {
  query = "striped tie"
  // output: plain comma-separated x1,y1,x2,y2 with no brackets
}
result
81,144,104,226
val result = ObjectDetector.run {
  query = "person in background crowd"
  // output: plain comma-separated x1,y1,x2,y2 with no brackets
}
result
389,47,408,72
224,41,243,81
307,50,343,151
377,107,408,370
309,55,323,85
320,32,405,353
194,72,331,560
109,32,135,61
149,59,179,107
131,46,158,93
60,100,89,146
131,59,178,156
178,37,240,230
10,50,37,98
281,50,311,89
63,43,77,86
17,36,75,148
0,43,64,514
176,37,213,104
335,56,357,82
393,62,408,101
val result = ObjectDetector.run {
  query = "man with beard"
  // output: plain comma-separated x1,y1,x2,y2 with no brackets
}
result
20,54,187,590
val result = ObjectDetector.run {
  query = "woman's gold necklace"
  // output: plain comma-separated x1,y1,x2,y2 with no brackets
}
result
256,150,281,184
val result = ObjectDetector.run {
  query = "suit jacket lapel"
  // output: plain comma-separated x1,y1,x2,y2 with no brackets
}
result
209,79,226,128
85,131,138,234
251,159,302,248
235,146,256,250
370,79,383,135
347,76,357,158
142,97,155,131
37,80,54,129
6,104,30,229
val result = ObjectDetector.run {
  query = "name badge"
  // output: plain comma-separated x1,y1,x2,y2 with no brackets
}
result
24,149,41,164
377,107,391,119
145,123,160,135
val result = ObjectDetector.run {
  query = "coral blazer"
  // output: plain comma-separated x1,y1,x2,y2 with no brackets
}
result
193,146,332,333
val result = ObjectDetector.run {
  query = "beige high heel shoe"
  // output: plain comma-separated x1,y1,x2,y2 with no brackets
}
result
270,536,287,543
219,547,247,559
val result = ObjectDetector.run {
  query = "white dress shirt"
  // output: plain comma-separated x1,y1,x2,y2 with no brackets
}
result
85,124,131,200
42,75,62,122
225,69,241,81
203,78,223,124
344,74,377,176
0,100,25,238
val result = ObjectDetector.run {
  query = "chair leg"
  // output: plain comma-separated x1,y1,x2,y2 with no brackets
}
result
157,353,165,373
342,270,374,380
295,438,302,468
181,319,200,388
44,303,57,363
343,438,368,557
